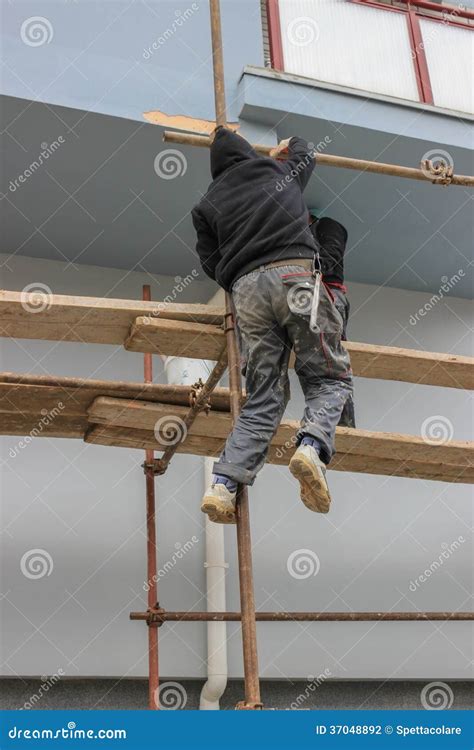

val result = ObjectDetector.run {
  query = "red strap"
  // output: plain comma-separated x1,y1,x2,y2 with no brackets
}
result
280,271,312,278
325,281,347,293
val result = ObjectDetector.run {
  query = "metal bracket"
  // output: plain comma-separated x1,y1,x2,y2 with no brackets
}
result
223,310,235,335
421,158,454,186
151,459,166,476
142,460,157,475
146,605,166,627
189,378,211,415
235,700,264,710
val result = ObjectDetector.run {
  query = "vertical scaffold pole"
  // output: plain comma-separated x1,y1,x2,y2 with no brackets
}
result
209,0,262,709
143,284,159,709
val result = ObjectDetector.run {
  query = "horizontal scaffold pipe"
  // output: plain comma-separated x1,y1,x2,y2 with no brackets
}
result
162,131,474,187
129,610,474,623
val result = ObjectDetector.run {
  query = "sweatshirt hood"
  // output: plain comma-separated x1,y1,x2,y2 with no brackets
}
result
210,128,259,179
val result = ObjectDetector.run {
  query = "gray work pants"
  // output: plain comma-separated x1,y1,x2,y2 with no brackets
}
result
213,264,353,485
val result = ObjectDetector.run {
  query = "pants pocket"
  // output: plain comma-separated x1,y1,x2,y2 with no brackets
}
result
281,274,343,336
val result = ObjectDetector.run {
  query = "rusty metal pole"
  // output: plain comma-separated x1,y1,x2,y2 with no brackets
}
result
142,284,159,710
225,302,262,709
209,0,227,128
130,610,474,623
209,0,262,708
162,131,474,188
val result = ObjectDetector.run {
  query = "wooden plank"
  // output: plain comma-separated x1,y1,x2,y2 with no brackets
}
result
0,374,231,413
84,424,473,484
1,290,472,389
124,318,473,390
0,290,223,345
1,414,86,440
125,317,226,360
345,341,474,390
1,373,472,483
87,397,473,469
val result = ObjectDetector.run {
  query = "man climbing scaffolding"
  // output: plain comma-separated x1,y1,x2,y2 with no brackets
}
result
192,126,353,524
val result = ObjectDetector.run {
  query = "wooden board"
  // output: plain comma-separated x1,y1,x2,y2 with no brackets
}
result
124,317,474,389
84,423,473,484
87,397,473,471
1,290,472,389
0,290,223,345
345,341,473,390
125,317,226,360
0,374,231,440
1,372,471,482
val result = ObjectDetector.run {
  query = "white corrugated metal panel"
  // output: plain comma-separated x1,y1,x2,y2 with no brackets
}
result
278,0,419,101
420,19,474,114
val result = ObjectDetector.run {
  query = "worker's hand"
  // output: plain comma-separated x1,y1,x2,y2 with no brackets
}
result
270,138,291,160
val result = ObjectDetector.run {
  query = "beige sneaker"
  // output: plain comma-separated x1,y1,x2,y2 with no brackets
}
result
289,444,331,513
201,483,237,524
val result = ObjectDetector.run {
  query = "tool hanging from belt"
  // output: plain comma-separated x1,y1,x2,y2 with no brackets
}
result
309,248,322,334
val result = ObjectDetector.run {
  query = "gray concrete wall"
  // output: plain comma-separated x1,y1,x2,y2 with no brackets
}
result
1,254,472,680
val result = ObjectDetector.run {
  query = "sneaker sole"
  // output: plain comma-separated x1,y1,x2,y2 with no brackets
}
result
201,499,236,525
289,454,331,514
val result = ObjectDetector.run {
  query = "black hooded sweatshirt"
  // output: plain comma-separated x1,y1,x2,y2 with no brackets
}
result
191,128,317,291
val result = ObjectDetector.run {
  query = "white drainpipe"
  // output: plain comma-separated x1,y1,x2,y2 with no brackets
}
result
199,457,228,709
161,288,228,710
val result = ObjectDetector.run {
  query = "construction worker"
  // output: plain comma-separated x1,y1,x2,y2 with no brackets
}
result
192,126,353,523
308,211,356,428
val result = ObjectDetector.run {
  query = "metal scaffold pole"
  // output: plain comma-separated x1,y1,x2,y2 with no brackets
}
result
162,131,474,188
209,0,262,709
142,284,160,709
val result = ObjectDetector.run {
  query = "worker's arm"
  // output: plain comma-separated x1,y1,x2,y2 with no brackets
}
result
191,207,219,280
271,136,316,190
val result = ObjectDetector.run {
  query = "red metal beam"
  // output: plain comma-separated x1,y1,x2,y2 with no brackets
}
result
407,7,434,103
354,0,474,23
266,0,284,70
399,0,474,21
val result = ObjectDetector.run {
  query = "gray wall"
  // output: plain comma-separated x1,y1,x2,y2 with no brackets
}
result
1,254,472,680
